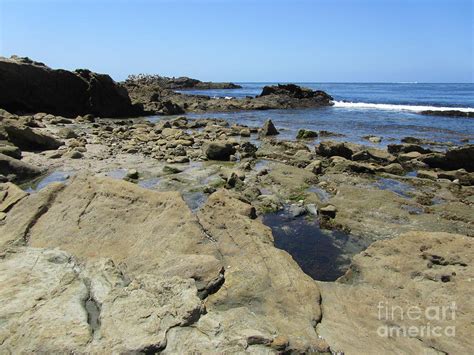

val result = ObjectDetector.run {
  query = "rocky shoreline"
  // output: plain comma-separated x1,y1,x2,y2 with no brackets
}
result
0,57,473,353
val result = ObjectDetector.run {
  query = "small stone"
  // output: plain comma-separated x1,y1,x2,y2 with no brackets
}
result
319,204,337,218
297,129,318,139
65,150,83,159
126,169,139,180
305,204,318,216
305,160,322,174
289,204,306,218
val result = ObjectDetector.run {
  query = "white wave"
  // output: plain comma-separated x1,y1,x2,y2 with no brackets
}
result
332,101,474,113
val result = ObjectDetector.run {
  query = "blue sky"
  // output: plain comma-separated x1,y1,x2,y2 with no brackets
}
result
0,0,472,82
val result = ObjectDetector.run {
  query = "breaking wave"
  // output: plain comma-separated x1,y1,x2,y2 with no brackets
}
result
332,101,474,113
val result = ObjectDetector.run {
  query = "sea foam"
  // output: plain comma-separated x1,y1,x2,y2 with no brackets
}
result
332,101,474,113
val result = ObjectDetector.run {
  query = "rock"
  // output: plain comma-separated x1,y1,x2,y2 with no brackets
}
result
305,204,318,216
296,129,318,139
420,110,474,118
271,335,289,351
203,141,236,161
126,169,139,180
387,143,431,155
260,119,279,136
163,165,183,174
305,160,323,174
0,142,21,159
240,128,251,137
352,148,396,164
366,135,382,143
0,56,141,117
0,153,42,181
0,182,28,212
417,170,438,180
316,141,357,159
64,150,83,159
3,122,64,151
421,145,474,172
57,127,78,139
0,177,324,353
319,204,337,218
398,151,423,162
259,84,333,103
317,231,474,354
289,204,307,218
378,163,405,175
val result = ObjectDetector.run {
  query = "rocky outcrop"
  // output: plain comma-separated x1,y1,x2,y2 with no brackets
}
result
317,231,473,354
259,84,333,103
420,145,474,172
125,82,334,115
124,74,242,90
0,56,141,117
0,176,324,353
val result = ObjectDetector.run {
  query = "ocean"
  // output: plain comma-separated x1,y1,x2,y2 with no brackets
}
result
178,83,474,146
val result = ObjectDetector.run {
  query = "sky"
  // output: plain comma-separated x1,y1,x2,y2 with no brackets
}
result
0,0,472,82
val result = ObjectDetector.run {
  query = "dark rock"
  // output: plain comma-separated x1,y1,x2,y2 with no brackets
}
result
0,56,141,117
124,74,242,90
420,145,474,172
259,84,333,102
203,142,236,161
316,141,354,159
420,110,474,118
296,129,318,139
387,144,431,155
261,119,279,136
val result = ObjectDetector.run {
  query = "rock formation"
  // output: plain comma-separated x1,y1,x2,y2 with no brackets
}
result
0,56,142,117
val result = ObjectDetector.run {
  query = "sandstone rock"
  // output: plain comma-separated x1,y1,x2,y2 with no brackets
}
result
0,153,42,181
378,162,405,175
398,151,423,162
3,121,63,151
0,182,27,212
317,231,474,354
417,170,438,180
261,119,279,136
0,177,325,353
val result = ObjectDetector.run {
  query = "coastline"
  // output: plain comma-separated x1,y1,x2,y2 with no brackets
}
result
0,56,473,353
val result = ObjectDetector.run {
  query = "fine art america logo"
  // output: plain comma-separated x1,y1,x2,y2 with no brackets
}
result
377,301,456,338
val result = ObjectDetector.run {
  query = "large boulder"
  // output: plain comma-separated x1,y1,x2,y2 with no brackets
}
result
0,153,42,181
317,231,474,354
3,121,63,151
0,56,141,117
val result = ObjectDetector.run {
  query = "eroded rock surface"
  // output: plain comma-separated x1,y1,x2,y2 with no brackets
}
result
0,176,323,353
317,231,473,354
